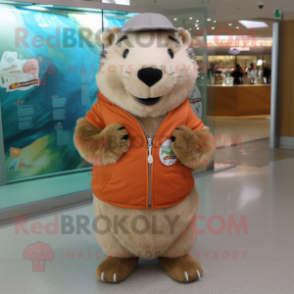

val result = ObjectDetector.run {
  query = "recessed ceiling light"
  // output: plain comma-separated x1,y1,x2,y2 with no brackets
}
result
228,23,232,26
190,17,193,19
239,20,268,29
197,27,200,30
26,6,47,10
211,27,215,30
214,20,216,23
196,20,199,22
103,0,130,4
174,18,177,21
207,18,211,21
236,26,239,29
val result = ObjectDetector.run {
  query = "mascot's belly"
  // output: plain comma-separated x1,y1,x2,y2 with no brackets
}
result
93,186,200,260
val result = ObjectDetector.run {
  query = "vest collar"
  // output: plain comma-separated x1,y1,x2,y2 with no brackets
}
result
97,91,115,105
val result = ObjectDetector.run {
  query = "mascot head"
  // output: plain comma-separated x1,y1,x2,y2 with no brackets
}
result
97,13,198,117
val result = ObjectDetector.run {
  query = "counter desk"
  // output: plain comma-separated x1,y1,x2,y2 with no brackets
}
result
207,84,271,117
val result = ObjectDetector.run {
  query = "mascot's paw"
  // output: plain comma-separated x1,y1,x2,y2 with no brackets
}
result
171,125,215,170
96,257,139,283
158,255,204,283
99,122,130,165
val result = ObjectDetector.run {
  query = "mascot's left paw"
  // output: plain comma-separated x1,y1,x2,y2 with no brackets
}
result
96,257,139,283
158,255,204,282
171,125,215,170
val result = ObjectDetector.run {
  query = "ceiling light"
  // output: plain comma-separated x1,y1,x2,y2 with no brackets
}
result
239,20,268,29
190,17,193,19
207,18,211,21
214,20,216,23
236,26,239,29
174,18,177,21
102,0,130,4
196,20,199,22
26,6,47,10
228,23,232,26
211,27,215,30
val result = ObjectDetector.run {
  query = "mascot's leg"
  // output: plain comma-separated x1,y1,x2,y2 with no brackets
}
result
93,195,138,282
158,196,204,283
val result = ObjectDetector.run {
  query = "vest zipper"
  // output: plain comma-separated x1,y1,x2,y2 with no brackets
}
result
111,104,168,208
130,115,168,207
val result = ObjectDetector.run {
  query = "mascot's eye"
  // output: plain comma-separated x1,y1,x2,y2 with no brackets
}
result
123,49,129,59
168,49,174,59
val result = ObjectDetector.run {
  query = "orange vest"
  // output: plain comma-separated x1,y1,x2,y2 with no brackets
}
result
84,92,204,210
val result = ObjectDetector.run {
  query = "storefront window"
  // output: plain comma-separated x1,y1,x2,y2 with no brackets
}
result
0,4,137,184
203,36,272,86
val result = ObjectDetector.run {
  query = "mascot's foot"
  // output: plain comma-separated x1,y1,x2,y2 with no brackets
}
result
96,257,139,283
158,255,204,282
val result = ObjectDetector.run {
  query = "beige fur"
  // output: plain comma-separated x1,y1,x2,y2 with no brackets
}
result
136,115,164,137
101,27,120,46
177,27,192,45
93,186,200,260
97,29,198,118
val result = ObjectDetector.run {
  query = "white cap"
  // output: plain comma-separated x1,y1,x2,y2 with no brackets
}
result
121,13,178,33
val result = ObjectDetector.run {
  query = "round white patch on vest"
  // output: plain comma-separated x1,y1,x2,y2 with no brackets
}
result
159,139,177,166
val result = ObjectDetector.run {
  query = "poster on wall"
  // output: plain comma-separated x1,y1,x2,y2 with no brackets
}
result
0,4,136,182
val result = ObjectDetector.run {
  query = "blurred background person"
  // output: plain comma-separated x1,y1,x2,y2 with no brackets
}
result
246,63,257,85
263,65,271,84
231,64,244,85
208,62,215,84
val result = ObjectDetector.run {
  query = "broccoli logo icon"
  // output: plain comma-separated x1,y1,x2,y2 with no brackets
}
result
23,241,55,272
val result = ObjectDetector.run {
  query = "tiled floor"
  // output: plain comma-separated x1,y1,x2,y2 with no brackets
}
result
1,140,294,294
214,117,270,143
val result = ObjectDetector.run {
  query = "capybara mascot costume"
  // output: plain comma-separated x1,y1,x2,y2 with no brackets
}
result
74,13,215,283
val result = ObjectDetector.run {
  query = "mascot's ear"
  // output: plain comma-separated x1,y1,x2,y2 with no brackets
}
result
101,27,120,46
177,27,192,46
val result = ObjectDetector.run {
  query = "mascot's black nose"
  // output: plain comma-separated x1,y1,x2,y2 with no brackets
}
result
137,68,163,87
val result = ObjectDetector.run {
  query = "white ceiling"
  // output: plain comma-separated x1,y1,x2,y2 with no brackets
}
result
127,0,294,37
129,0,294,20
216,0,294,21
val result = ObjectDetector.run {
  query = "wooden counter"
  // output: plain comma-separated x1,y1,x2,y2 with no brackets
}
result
207,85,271,117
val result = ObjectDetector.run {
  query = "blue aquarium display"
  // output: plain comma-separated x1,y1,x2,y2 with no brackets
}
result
0,4,136,182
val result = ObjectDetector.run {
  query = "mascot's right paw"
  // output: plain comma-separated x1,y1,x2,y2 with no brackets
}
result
89,122,130,166
99,122,130,163
74,120,130,166
158,255,204,282
96,257,139,283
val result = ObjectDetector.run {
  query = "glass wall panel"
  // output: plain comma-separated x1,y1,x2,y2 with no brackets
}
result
0,4,103,183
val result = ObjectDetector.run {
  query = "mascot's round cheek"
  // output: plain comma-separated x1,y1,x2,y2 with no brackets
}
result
159,139,177,166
